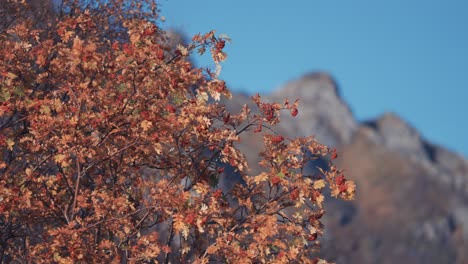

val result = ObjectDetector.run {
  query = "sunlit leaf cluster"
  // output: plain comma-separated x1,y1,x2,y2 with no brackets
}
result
0,1,355,263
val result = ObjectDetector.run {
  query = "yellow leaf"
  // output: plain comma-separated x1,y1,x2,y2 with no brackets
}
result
211,91,221,101
6,72,18,79
206,245,217,255
331,189,340,197
176,44,189,56
313,179,326,189
40,104,51,115
54,154,69,167
6,139,14,151
173,214,189,239
196,91,208,103
63,31,75,42
55,154,65,163
316,194,325,208
140,120,152,132
72,36,83,57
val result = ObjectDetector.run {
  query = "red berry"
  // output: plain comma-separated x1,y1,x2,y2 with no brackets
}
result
291,107,298,117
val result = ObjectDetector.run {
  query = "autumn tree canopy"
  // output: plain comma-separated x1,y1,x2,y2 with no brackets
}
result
0,0,355,263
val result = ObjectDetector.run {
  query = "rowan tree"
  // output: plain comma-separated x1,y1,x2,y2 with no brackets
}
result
0,1,355,263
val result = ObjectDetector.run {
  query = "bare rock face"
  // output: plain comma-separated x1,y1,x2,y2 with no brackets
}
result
363,112,426,157
363,112,468,196
228,72,468,264
322,126,467,264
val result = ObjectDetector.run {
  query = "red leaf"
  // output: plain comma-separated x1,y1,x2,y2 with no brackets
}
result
162,245,172,254
307,233,317,241
271,176,281,185
122,43,133,55
339,183,348,193
171,78,179,87
290,189,299,200
253,120,263,133
216,81,226,92
140,111,150,120
111,41,119,51
192,33,201,42
143,26,156,36
330,148,338,160
216,40,225,50
222,145,230,154
223,113,230,124
308,210,324,223
185,213,196,226
335,175,345,186
311,190,321,202
213,189,223,199
271,135,284,144
156,48,164,60
166,104,176,113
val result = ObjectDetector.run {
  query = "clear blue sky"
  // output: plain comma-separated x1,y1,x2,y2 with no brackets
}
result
159,0,468,158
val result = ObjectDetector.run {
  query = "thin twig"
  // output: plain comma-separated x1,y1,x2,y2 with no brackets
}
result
70,156,82,220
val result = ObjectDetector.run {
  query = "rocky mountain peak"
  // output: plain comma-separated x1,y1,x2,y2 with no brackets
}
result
268,72,357,147
362,112,425,158
361,111,468,196
272,72,341,101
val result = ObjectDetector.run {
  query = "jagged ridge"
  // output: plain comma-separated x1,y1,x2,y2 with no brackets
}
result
228,72,468,264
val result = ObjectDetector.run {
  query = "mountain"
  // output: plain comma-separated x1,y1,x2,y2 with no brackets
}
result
225,72,468,263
